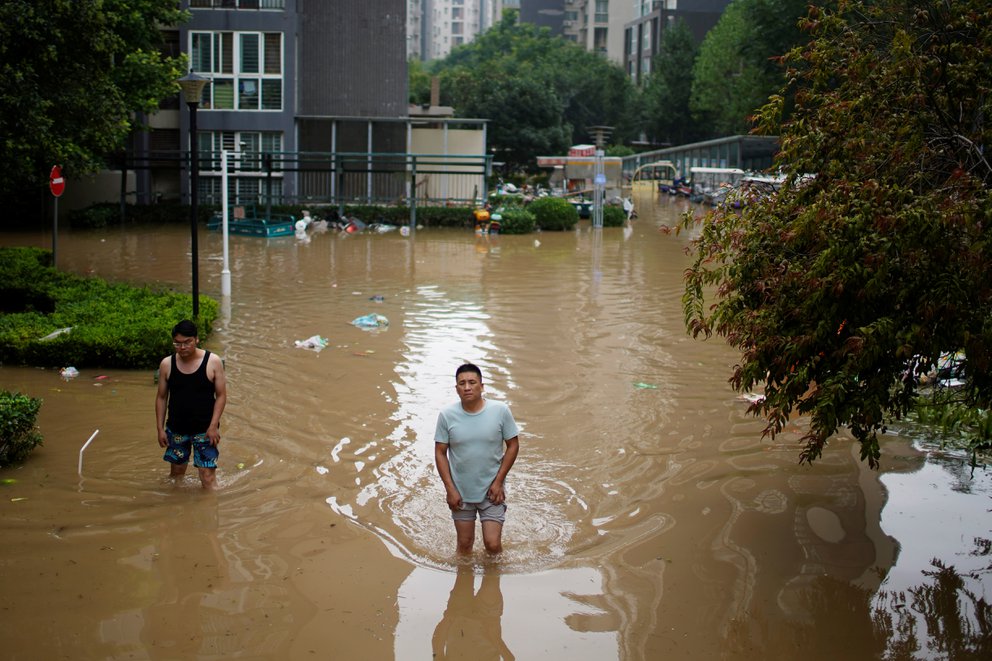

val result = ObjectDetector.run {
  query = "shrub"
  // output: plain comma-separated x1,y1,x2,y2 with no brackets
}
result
497,208,536,234
528,197,579,231
68,203,120,229
603,205,627,227
0,247,217,369
0,391,43,467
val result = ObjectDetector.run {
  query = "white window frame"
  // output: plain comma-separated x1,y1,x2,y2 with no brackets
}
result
189,30,283,112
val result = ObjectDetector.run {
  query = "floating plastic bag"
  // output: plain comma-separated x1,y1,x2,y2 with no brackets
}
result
40,327,72,341
351,314,389,329
294,335,329,352
60,366,79,379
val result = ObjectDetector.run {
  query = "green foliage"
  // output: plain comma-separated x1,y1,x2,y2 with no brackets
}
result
642,20,701,145
910,390,992,465
340,204,470,227
408,58,435,104
680,0,992,466
0,390,43,466
602,205,626,228
432,12,636,171
605,144,635,158
528,197,578,232
68,203,122,229
690,0,808,136
496,207,535,234
0,247,217,369
0,0,188,202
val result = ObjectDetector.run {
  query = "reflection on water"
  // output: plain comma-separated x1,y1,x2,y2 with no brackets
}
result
398,564,616,660
0,196,989,658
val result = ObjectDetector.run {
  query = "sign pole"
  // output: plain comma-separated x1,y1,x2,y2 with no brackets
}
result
53,195,58,267
49,165,66,268
221,150,231,296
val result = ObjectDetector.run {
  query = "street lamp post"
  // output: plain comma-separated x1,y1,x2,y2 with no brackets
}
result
177,71,210,318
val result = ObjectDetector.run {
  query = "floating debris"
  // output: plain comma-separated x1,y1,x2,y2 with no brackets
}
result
351,314,388,329
40,327,72,341
294,335,329,352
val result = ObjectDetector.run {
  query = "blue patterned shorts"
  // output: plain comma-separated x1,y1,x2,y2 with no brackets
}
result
163,429,219,469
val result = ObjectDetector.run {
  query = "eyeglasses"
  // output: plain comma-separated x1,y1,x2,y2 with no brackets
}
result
173,339,196,348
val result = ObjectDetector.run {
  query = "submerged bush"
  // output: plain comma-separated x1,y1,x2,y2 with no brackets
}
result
528,197,579,231
497,208,536,234
0,391,43,466
603,205,627,227
0,247,217,369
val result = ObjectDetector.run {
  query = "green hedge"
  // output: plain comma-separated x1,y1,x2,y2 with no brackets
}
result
497,208,536,234
527,197,579,231
0,390,43,467
68,201,482,229
0,247,217,369
603,205,627,228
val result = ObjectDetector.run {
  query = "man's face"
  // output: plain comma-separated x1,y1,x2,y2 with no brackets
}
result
173,334,197,358
456,371,483,407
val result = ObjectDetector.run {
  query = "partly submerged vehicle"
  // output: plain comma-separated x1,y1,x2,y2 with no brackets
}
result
631,160,679,194
688,167,746,205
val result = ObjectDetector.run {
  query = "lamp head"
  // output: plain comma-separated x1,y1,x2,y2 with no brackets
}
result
178,70,210,105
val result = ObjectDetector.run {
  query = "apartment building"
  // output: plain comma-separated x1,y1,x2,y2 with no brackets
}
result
408,1,508,61
623,0,731,84
134,0,409,206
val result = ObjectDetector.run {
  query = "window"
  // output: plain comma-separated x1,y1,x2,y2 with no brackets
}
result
190,30,283,111
190,0,286,9
197,131,284,205
595,0,608,23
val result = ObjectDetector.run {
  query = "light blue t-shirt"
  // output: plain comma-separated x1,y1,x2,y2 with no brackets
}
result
434,399,520,503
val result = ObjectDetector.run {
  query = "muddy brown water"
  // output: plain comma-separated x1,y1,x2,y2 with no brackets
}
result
1,196,989,660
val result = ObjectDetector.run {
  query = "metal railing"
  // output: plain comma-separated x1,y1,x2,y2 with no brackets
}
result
123,149,492,209
189,0,286,10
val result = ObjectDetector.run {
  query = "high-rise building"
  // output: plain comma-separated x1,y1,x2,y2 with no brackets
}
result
408,1,507,61
624,0,732,84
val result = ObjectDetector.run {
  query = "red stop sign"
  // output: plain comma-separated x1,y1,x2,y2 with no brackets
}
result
49,165,65,197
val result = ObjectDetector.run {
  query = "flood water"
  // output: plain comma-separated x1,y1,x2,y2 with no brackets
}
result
1,196,989,660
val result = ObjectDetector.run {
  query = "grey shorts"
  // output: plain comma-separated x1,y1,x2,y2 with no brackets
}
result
452,498,507,524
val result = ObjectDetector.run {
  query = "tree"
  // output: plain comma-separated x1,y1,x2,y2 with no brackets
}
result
0,0,187,202
408,58,434,105
642,20,700,146
690,0,808,137
681,0,992,465
432,11,636,170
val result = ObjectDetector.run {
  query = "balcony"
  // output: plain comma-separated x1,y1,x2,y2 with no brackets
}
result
190,0,286,9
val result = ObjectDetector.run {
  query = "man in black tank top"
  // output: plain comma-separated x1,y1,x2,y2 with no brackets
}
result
155,320,228,489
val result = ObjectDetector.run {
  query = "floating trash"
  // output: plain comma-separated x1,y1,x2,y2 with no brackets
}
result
40,327,72,341
368,295,385,302
351,314,388,329
1,478,16,486
59,366,79,379
633,382,658,389
294,335,329,352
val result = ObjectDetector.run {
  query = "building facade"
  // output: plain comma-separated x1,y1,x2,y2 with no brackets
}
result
623,0,731,84
408,1,507,61
134,0,421,207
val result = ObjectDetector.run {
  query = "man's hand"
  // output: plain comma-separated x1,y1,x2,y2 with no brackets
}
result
445,487,463,511
487,479,506,505
206,424,221,446
157,429,168,448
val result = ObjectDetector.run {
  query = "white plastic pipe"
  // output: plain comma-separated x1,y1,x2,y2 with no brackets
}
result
221,150,232,296
77,429,100,476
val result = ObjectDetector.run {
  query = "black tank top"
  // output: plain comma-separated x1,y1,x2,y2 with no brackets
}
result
166,350,216,434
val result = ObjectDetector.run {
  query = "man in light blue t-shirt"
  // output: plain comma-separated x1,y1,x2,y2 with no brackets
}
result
434,363,520,555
